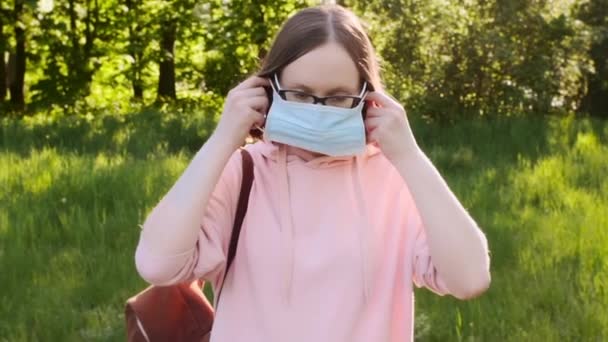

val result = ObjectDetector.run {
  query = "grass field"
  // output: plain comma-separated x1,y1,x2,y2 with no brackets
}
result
1,112,607,341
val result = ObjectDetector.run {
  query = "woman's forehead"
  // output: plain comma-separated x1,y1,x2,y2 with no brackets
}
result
280,42,360,93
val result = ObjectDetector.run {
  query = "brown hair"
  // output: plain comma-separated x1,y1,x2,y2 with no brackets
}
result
257,4,382,92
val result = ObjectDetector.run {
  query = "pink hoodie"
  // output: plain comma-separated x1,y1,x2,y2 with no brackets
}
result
135,139,451,341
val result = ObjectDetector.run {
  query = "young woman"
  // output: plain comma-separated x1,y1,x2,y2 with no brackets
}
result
135,4,490,341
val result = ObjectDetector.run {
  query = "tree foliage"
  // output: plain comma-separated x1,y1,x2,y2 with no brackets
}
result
0,0,605,119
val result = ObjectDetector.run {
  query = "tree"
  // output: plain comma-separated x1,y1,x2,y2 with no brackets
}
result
0,5,7,102
0,0,599,118
8,0,25,109
125,0,145,100
29,0,115,109
350,0,591,120
151,0,200,102
577,0,608,118
157,17,176,100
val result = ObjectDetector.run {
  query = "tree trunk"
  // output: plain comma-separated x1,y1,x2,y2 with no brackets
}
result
126,0,143,100
157,20,176,100
576,0,608,118
9,0,25,109
132,57,143,100
0,9,6,102
254,3,267,60
581,37,608,118
84,0,99,59
0,52,5,103
67,0,80,81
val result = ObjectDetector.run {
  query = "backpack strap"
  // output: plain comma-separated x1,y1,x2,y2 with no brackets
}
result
216,148,254,304
227,148,254,272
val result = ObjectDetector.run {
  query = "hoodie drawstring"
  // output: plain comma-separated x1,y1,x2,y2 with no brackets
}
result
351,154,372,304
278,145,295,305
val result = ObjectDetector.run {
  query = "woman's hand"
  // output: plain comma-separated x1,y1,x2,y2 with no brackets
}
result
364,91,420,162
213,76,270,150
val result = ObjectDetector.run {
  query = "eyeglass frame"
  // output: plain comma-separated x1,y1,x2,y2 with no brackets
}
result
271,73,368,109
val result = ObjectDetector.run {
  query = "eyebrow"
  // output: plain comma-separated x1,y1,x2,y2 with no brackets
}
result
287,83,357,96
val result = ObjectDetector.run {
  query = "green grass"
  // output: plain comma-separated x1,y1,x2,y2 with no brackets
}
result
1,113,606,341
0,149,191,340
413,115,608,341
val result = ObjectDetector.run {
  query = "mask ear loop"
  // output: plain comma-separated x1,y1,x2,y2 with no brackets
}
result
358,81,368,97
272,73,282,92
358,81,369,110
358,81,368,102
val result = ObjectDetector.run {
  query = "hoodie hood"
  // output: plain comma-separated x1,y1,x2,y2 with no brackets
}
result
248,139,381,305
254,137,382,168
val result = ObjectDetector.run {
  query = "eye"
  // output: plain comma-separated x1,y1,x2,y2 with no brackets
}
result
326,96,355,108
284,91,314,103
292,92,310,100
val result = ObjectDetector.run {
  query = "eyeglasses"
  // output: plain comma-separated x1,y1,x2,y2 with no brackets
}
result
272,74,367,109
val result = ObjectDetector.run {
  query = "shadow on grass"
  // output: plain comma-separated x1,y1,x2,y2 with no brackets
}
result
1,99,222,159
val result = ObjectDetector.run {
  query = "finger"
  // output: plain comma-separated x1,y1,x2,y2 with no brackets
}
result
364,105,391,119
235,76,270,91
365,91,402,110
234,86,267,98
365,118,381,134
366,122,385,141
248,109,266,129
244,95,269,114
364,99,380,108
364,116,382,130
366,130,379,144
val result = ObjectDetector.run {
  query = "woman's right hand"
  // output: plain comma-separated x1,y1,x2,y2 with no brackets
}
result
213,76,270,149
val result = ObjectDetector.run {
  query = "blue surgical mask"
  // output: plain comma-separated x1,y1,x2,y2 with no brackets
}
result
263,76,368,157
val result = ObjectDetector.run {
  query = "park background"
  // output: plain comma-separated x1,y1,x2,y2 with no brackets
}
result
1,0,607,340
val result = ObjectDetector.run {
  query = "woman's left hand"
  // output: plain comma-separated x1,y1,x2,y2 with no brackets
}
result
364,91,420,162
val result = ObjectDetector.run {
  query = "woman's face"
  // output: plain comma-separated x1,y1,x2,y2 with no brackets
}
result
278,41,361,159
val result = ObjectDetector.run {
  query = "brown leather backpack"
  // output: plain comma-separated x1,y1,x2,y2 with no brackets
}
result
125,149,254,342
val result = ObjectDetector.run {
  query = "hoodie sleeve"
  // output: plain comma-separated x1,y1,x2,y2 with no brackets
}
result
134,150,242,287
410,205,450,296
